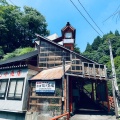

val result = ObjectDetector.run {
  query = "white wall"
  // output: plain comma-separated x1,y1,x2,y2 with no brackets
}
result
0,68,38,112
22,69,38,111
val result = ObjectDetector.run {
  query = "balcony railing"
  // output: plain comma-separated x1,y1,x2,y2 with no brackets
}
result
67,62,107,79
82,62,107,79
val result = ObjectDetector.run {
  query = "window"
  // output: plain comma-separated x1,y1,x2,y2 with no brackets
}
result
65,32,72,39
0,79,8,99
7,78,24,100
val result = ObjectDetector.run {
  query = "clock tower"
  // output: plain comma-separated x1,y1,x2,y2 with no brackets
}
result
61,22,76,51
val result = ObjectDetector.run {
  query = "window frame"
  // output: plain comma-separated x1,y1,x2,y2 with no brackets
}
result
7,78,24,100
0,79,8,99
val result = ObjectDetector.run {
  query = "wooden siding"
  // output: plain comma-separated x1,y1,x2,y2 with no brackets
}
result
28,80,62,115
38,40,107,80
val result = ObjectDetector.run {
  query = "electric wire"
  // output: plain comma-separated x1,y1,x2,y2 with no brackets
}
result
78,0,104,35
69,0,102,37
103,4,120,23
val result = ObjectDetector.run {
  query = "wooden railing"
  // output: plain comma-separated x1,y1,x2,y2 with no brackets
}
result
50,112,70,120
82,62,107,79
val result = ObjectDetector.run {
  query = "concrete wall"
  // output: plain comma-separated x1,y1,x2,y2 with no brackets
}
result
0,111,25,120
22,69,38,111
0,68,28,112
0,68,38,120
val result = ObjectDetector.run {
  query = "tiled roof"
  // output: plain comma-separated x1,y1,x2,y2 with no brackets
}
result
0,50,38,65
31,64,71,80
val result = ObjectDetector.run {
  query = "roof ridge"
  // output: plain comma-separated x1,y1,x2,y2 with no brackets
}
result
35,33,99,64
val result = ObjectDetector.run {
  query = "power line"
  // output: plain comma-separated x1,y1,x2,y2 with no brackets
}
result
78,0,104,35
69,0,102,37
103,4,120,23
114,4,120,14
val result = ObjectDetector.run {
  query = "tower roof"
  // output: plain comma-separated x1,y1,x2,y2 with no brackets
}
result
61,22,76,32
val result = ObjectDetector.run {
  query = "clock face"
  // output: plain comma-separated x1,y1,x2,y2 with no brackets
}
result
65,32,72,38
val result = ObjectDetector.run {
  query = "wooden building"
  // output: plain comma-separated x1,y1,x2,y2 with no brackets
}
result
0,22,110,119
28,22,110,115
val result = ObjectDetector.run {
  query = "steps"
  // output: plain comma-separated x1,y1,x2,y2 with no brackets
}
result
70,114,116,120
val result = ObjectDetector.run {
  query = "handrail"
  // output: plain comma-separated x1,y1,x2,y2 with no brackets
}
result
83,87,91,98
82,62,106,79
50,112,69,120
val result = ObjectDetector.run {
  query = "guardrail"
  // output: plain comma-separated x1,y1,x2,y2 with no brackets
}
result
50,112,70,120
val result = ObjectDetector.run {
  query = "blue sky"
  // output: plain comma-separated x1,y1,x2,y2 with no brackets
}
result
7,0,120,52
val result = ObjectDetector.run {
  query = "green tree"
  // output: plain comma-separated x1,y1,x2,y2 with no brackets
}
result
116,47,120,56
115,30,119,36
92,36,101,50
2,47,34,60
83,30,120,95
0,0,49,54
74,44,81,54
19,6,49,47
85,42,92,52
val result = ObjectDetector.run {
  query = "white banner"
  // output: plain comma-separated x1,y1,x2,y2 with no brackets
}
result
36,81,55,93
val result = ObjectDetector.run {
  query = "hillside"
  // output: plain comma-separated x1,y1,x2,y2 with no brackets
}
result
82,30,120,94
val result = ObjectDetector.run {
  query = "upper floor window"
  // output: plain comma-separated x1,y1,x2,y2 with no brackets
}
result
65,32,72,39
7,78,24,100
0,79,8,99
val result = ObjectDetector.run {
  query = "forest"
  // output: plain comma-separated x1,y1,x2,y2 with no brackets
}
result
0,0,120,95
0,0,49,60
82,31,120,94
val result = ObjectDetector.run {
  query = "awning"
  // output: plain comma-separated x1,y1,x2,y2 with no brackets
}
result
31,64,71,80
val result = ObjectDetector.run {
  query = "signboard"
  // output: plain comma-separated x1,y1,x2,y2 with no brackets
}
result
36,81,55,93
0,69,27,79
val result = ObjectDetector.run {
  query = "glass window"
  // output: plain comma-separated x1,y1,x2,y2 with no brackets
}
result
40,58,47,62
7,78,24,100
65,57,70,61
76,60,80,64
72,54,76,59
15,80,23,99
72,66,75,70
0,79,8,99
48,64,54,67
76,66,80,70
39,63,47,67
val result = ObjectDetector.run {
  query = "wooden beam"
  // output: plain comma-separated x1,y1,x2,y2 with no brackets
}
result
30,96,62,99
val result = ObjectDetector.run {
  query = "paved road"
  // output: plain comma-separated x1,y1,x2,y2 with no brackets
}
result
70,114,116,120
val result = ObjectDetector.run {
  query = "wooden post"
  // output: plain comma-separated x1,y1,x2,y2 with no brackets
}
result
82,62,85,77
92,81,94,101
69,78,73,113
64,78,67,112
95,80,97,101
66,75,69,112
105,81,110,112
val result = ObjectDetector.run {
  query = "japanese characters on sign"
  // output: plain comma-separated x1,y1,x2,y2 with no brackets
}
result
0,69,27,79
36,81,55,93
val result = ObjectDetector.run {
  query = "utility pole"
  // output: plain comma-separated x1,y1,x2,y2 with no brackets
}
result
62,50,65,113
108,39,119,118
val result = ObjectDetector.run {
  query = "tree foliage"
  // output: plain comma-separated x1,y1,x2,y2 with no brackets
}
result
0,0,49,54
74,44,81,54
83,30,120,95
1,47,34,61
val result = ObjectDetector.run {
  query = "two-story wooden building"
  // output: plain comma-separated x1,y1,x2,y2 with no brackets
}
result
0,22,110,120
